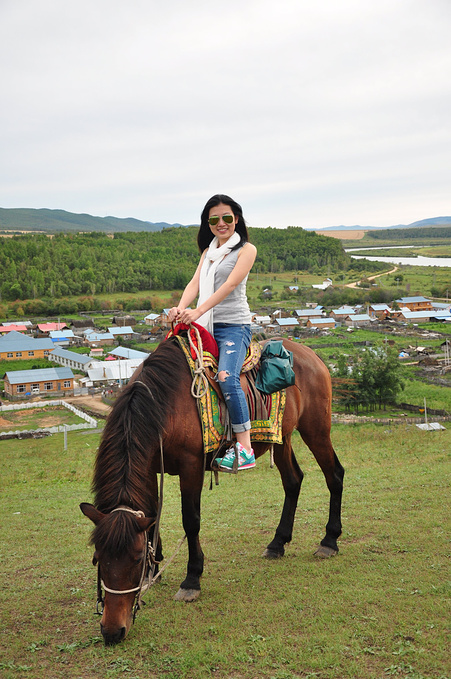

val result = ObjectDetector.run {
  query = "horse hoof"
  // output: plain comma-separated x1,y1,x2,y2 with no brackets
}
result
314,545,338,559
262,548,283,560
174,587,201,602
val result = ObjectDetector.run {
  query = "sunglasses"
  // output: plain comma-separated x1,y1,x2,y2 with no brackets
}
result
208,214,234,226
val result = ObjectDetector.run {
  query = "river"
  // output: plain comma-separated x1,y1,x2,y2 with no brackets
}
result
344,245,451,267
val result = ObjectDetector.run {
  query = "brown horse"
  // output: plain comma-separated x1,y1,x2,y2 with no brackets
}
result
80,336,344,645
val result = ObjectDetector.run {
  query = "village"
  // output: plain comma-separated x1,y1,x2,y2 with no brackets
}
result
1,294,450,402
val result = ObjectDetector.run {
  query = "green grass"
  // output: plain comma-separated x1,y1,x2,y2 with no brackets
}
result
0,358,57,372
399,376,451,411
0,425,450,678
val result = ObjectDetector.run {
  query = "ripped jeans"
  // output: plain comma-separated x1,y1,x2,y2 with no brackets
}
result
213,323,252,433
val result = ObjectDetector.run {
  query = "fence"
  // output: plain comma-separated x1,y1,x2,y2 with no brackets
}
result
0,399,97,439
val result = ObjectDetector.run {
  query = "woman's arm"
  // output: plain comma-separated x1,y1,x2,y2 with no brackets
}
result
167,252,206,321
177,243,257,324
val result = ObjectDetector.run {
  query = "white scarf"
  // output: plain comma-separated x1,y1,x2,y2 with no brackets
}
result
196,231,241,334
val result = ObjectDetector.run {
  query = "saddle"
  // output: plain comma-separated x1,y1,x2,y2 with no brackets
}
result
165,323,286,455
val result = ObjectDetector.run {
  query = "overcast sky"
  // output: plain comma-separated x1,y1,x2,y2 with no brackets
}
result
1,0,450,229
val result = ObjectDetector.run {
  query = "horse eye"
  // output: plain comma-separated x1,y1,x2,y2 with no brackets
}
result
92,552,99,566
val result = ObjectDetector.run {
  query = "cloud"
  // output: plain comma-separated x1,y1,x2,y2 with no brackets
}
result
0,0,450,227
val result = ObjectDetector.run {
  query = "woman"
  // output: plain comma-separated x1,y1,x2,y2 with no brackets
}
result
168,194,257,471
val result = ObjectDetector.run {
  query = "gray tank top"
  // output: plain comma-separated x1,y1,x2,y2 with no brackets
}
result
213,246,252,325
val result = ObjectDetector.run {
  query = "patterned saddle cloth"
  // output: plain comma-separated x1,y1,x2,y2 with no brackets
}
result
171,332,286,455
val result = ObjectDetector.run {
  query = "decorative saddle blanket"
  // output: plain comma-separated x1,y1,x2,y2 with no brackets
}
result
171,332,286,455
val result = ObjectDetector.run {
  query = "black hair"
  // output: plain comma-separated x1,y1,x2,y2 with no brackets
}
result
197,194,250,252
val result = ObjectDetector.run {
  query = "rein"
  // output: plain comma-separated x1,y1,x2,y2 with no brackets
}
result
187,324,209,399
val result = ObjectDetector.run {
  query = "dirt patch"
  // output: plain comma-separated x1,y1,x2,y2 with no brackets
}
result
65,394,112,415
315,229,366,239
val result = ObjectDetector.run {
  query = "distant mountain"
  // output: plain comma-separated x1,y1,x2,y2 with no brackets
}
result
0,207,194,233
1,207,450,234
314,216,451,231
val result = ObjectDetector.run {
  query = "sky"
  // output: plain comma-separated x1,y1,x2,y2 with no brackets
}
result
1,0,450,229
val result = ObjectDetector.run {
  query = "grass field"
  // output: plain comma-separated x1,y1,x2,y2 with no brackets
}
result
0,424,449,679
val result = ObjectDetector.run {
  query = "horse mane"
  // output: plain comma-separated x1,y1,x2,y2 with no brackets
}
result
92,337,188,516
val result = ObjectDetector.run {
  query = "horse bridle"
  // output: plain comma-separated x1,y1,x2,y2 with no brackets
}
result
96,506,160,621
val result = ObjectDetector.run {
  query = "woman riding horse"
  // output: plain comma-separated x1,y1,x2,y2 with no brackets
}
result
168,194,256,471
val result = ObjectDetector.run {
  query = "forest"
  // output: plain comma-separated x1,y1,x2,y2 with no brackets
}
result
368,226,451,240
0,226,354,304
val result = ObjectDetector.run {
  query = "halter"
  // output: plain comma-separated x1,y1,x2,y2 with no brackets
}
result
96,505,161,621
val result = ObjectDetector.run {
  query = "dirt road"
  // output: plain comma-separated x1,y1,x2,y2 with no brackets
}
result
346,265,398,289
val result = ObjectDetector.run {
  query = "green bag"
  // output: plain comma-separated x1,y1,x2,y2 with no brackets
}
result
255,340,296,394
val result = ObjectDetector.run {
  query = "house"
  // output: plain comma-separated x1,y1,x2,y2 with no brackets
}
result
144,313,160,326
159,310,172,328
345,313,372,327
107,347,149,360
0,324,29,334
312,278,332,290
49,346,100,373
331,306,356,321
294,308,324,321
90,347,105,359
3,367,74,399
253,315,271,327
108,326,135,341
0,331,54,361
36,322,68,336
84,331,115,347
399,309,451,323
86,359,144,386
49,329,75,347
112,315,136,327
275,318,299,331
306,318,335,329
295,308,324,318
394,296,432,311
431,302,451,312
2,320,33,329
368,304,391,319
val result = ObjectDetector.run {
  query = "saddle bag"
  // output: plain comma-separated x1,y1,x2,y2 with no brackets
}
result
255,340,296,394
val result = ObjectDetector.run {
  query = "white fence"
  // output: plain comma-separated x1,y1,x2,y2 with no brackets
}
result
0,399,97,438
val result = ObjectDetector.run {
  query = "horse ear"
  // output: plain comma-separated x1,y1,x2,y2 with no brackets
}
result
136,516,155,533
80,502,105,525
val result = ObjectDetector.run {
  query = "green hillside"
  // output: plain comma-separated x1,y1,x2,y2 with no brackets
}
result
0,227,351,303
0,207,187,233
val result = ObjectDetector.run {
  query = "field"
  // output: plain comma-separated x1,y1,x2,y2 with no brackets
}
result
0,424,450,679
315,230,366,240
0,404,88,432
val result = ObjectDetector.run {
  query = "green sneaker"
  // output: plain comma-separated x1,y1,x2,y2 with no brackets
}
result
218,443,255,472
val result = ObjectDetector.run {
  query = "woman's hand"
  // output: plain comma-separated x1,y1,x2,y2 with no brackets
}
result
167,306,181,322
177,308,201,324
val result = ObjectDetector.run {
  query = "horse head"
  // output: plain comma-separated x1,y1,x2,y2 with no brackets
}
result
80,502,154,645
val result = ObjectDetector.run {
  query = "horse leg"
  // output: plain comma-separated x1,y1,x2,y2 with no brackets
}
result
299,426,345,557
174,469,204,602
263,435,303,559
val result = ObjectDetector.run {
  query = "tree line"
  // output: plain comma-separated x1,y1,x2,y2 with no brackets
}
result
0,227,350,303
368,226,451,240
